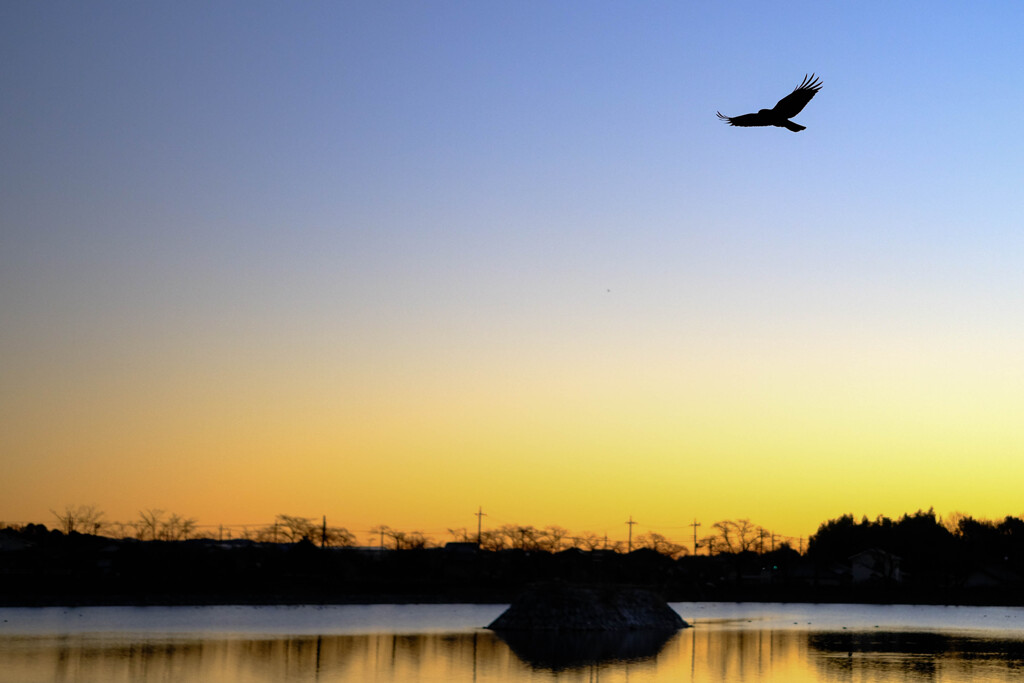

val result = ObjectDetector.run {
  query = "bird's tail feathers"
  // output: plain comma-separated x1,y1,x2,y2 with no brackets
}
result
782,120,806,132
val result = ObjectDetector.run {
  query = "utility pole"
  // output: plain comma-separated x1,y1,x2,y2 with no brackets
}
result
626,516,637,553
689,519,701,556
321,515,327,548
475,506,486,547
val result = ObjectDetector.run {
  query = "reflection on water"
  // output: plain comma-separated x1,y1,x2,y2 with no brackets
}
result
493,628,677,670
5,605,1024,682
2,632,529,683
810,630,1024,682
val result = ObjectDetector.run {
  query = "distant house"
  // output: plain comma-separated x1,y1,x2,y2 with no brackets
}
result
0,532,29,553
788,557,841,587
964,563,1023,590
849,548,902,584
444,542,479,555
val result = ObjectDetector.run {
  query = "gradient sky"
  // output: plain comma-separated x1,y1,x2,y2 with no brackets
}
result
4,2,1024,546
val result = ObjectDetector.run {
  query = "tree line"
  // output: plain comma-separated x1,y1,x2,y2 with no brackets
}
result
35,504,1024,568
807,508,1024,573
45,505,357,546
35,505,794,557
8,506,1024,607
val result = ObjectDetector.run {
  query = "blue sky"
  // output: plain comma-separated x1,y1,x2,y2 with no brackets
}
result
3,2,1024,537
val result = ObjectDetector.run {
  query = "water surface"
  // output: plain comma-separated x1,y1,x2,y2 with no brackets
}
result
3,602,1024,682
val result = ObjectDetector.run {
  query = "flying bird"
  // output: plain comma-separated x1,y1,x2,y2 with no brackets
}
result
717,74,822,132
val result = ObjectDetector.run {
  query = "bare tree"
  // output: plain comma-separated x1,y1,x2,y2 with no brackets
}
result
132,509,197,541
323,526,356,547
538,525,570,552
478,529,507,551
447,527,473,543
605,539,626,553
570,532,603,551
135,509,165,540
385,528,407,550
636,531,687,558
276,515,316,543
705,519,765,555
497,524,541,550
50,504,105,535
162,513,197,540
403,531,431,549
943,511,970,536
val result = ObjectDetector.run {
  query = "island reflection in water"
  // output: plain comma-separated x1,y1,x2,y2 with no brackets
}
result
7,625,1024,682
493,627,678,670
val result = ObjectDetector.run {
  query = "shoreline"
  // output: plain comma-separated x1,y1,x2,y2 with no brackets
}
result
5,590,1024,609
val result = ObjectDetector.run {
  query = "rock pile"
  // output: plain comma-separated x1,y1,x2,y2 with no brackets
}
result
487,582,688,631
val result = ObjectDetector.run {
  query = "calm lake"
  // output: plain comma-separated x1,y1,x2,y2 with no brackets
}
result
3,602,1024,682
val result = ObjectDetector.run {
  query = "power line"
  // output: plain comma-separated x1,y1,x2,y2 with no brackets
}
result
625,515,638,553
475,506,486,547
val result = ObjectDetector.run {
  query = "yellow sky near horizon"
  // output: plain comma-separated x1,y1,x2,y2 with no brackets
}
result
6,304,1024,546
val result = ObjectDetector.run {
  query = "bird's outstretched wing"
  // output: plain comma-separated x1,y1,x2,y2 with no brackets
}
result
771,73,822,119
716,111,771,127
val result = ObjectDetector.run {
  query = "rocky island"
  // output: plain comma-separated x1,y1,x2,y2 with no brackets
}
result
487,582,688,631
487,583,687,669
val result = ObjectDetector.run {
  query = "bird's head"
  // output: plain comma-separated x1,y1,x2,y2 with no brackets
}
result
757,108,772,116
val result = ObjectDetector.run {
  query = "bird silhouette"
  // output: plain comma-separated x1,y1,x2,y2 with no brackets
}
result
717,74,822,132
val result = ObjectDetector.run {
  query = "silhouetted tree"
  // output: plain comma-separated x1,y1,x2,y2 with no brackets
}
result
447,527,473,543
944,511,970,536
891,509,955,578
50,504,105,535
808,514,868,562
705,519,762,555
403,531,431,549
383,528,430,550
323,526,356,548
941,514,1024,574
132,509,197,541
537,525,570,552
276,515,316,543
497,524,541,550
162,513,197,540
478,528,507,551
809,509,958,586
385,528,407,550
135,509,164,540
996,516,1024,571
636,531,687,558
570,532,603,551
